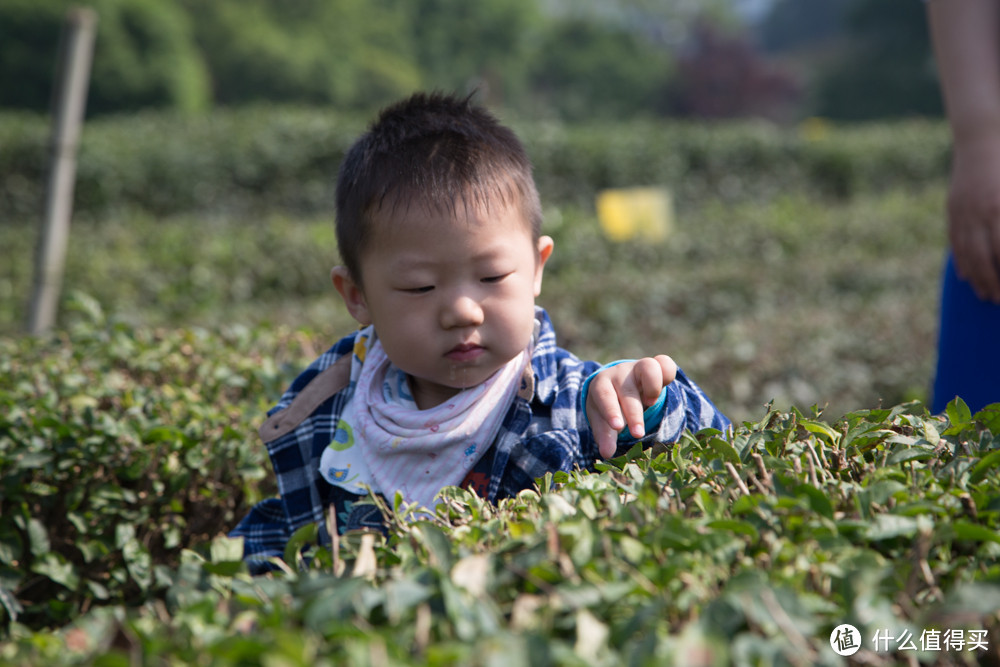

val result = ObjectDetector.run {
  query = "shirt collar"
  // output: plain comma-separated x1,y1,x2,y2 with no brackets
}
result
527,307,561,406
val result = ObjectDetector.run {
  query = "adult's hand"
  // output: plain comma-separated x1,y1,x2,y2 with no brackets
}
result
948,134,1000,303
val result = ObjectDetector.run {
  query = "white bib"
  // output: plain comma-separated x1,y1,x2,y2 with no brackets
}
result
319,327,528,509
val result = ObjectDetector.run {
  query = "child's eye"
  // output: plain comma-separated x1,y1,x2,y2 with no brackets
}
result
402,285,434,294
482,273,510,284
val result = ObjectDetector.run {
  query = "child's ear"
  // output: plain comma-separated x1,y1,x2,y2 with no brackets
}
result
331,266,372,325
533,235,555,297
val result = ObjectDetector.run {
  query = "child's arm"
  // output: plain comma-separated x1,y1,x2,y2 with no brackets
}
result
583,356,677,458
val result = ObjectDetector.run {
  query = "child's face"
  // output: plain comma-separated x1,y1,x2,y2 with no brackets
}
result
333,199,554,410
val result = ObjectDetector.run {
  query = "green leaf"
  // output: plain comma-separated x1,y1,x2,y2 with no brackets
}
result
951,520,1000,544
413,523,453,571
617,535,647,563
85,580,110,601
284,523,319,569
209,534,245,563
886,446,934,466
79,539,110,563
944,397,973,435
969,450,1000,484
939,583,1000,615
122,536,153,591
383,579,432,623
974,403,1000,434
115,523,136,550
68,394,99,412
862,514,920,541
858,480,906,511
26,518,50,557
705,519,759,541
707,436,740,465
201,561,246,577
800,419,840,444
0,529,22,565
144,425,186,444
0,586,23,622
795,484,834,520
31,552,80,591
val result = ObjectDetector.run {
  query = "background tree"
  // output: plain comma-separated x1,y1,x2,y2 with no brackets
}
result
528,18,673,121
177,0,419,110
87,0,210,114
758,0,941,120
0,0,210,115
0,0,950,122
812,0,941,120
670,19,801,121
758,0,851,54
405,0,542,109
0,0,66,111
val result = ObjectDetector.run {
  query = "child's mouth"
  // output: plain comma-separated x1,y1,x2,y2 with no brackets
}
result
446,343,484,362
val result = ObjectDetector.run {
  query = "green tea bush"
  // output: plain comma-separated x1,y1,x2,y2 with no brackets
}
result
4,110,988,661
0,186,948,422
0,112,50,221
0,107,366,222
3,386,1000,664
521,118,951,206
0,295,323,629
0,109,951,222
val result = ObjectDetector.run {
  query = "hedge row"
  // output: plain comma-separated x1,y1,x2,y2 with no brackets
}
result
0,107,952,222
0,296,315,630
4,302,1000,663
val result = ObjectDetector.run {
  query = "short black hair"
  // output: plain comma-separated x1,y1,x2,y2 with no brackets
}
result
334,91,542,285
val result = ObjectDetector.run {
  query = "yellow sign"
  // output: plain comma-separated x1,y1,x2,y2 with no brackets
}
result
596,187,673,243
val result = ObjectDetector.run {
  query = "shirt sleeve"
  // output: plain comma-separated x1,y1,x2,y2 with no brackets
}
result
653,367,731,441
228,497,291,574
229,331,362,571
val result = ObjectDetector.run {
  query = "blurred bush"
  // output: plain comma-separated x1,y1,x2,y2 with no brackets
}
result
0,108,951,222
0,296,318,629
0,187,948,423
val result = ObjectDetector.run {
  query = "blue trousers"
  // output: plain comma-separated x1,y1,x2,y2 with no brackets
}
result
932,254,1000,414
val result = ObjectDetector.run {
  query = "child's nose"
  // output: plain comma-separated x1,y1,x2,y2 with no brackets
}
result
441,294,484,329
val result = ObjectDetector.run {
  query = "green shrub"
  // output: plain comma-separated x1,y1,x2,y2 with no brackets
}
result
3,393,1000,663
0,186,949,422
0,112,50,221
0,296,321,629
0,109,952,222
176,0,420,109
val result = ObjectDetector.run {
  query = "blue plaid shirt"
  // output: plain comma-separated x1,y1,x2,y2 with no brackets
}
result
230,308,730,572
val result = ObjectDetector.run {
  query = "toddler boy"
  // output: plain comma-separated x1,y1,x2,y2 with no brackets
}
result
231,92,730,571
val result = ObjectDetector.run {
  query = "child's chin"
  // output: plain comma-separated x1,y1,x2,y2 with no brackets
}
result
446,368,496,389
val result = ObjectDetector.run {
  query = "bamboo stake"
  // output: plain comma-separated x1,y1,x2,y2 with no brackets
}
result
28,7,97,335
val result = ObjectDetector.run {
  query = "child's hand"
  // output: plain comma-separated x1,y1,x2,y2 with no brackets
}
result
585,355,677,458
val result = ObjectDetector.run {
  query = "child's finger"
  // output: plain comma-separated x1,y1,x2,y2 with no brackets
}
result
587,375,625,429
632,357,667,406
616,379,647,440
604,370,648,440
593,416,620,459
587,395,622,458
586,375,626,457
623,357,676,439
655,355,678,387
